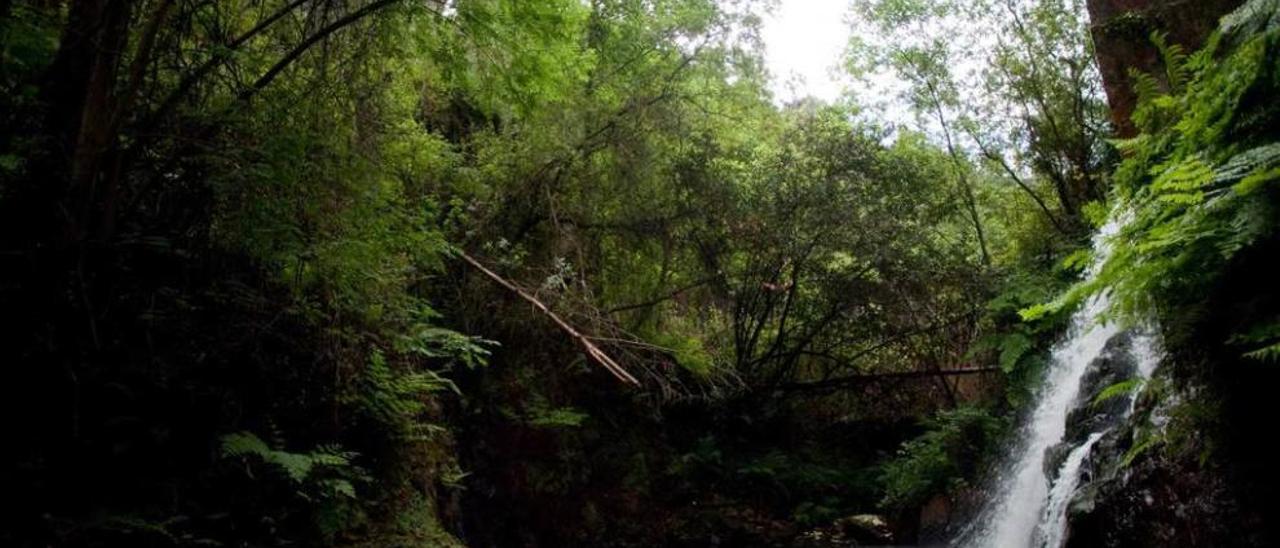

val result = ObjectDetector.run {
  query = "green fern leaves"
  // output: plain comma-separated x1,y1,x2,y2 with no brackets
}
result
1092,378,1145,407
1230,321,1280,362
220,431,365,491
1150,32,1190,92
1036,1,1280,365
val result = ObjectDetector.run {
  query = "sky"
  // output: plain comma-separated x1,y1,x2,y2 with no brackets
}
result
759,0,855,104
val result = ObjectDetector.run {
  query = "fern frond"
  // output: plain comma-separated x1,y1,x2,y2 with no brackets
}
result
1150,31,1190,91
1093,378,1145,407
998,332,1033,373
1129,68,1163,105
220,431,362,485
1231,320,1280,362
1243,342,1280,362
1151,157,1214,193
221,431,271,458
1216,143,1280,193
1122,434,1160,466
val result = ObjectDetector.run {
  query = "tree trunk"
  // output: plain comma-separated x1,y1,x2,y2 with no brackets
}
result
41,0,133,244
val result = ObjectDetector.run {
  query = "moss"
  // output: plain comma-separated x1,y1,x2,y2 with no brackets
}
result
1100,11,1156,39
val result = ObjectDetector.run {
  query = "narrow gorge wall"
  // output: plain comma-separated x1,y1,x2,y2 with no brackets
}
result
1087,0,1245,135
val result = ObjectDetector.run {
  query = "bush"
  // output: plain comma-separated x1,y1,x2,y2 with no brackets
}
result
879,406,1002,509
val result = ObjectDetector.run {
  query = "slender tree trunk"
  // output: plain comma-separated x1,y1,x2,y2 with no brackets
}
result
927,85,992,267
42,0,132,244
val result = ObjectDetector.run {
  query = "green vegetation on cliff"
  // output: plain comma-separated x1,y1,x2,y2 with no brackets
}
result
1,0,1276,546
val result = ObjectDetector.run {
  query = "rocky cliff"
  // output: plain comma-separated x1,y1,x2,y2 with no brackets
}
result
1087,0,1245,135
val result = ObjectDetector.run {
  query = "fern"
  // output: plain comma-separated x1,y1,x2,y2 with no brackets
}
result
220,432,365,492
221,430,272,458
998,332,1033,373
1059,248,1093,273
1092,378,1145,407
526,405,589,428
396,322,496,370
1150,157,1213,194
353,350,456,440
1221,143,1280,194
1034,1,1280,364
220,432,371,542
1121,434,1160,467
1129,68,1162,106
1243,342,1280,362
878,406,1001,509
1150,31,1189,92
1230,321,1280,362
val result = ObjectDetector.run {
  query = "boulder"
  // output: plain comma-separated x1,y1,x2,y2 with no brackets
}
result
1045,332,1139,480
835,514,894,545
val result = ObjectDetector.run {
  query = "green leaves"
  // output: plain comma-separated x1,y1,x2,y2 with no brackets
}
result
1034,4,1280,365
354,350,457,437
220,431,364,490
1150,157,1213,204
879,406,1002,509
1242,342,1280,362
526,405,590,429
998,332,1033,373
1060,248,1093,273
1150,32,1190,92
1224,143,1280,195
220,432,371,541
1093,378,1145,407
397,322,496,370
444,0,595,118
1230,321,1280,362
1121,435,1160,467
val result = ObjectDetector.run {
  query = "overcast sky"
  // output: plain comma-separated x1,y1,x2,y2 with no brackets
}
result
759,0,854,104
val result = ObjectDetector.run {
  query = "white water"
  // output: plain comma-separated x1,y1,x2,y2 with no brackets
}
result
958,219,1160,548
1035,432,1103,548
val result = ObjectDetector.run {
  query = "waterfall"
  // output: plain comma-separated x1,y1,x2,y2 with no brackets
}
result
1035,432,1103,548
957,219,1160,548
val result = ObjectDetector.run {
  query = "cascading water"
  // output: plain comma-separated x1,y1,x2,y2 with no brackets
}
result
1036,432,1103,548
957,219,1161,548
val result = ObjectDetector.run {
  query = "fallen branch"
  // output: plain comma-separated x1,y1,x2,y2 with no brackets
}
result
456,250,640,386
779,367,1001,393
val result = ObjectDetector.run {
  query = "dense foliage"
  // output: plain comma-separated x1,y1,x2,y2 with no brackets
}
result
1,0,1274,546
1030,3,1280,363
1021,0,1280,508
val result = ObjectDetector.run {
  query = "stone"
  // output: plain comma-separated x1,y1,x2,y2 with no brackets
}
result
835,514,894,545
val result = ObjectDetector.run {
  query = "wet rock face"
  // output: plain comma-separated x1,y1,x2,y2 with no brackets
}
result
916,493,953,542
1065,447,1241,547
1033,331,1264,547
1044,332,1139,480
1062,373,1270,548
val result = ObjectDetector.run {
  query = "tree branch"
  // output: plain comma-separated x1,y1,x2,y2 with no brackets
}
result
606,276,720,314
779,367,1000,393
963,124,1071,234
457,250,640,386
142,0,314,130
239,0,402,102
